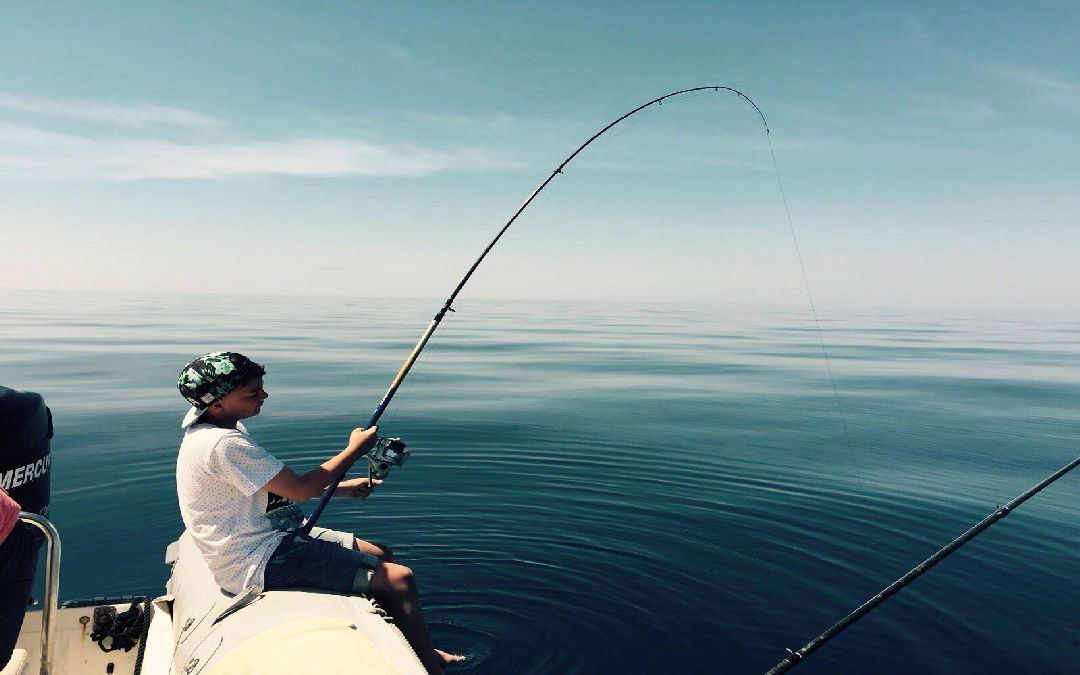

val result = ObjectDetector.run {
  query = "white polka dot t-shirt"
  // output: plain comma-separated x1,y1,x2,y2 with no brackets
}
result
176,421,288,594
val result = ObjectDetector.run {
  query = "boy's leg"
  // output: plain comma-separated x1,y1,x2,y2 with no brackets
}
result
265,531,378,595
369,562,454,674
307,526,392,562
278,529,461,673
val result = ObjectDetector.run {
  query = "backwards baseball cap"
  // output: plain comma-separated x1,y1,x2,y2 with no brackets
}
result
177,352,265,429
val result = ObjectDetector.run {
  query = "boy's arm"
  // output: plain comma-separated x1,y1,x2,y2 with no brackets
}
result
263,426,378,502
334,477,382,499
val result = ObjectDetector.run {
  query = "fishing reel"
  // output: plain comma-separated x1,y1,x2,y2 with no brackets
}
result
366,436,410,481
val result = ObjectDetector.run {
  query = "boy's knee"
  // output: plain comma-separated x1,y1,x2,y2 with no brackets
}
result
382,562,416,595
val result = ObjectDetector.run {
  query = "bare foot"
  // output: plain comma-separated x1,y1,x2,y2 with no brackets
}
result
436,648,466,666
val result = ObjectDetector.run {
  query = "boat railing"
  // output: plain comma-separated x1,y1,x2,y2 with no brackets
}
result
17,512,61,675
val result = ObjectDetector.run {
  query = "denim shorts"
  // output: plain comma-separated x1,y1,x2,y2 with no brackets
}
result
263,527,380,595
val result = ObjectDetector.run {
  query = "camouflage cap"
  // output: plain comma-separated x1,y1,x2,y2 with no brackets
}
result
177,352,265,418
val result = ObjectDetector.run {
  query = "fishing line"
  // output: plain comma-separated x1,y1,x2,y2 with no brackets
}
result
762,130,862,481
302,85,852,533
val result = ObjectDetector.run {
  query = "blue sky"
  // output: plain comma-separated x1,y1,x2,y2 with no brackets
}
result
1,2,1077,310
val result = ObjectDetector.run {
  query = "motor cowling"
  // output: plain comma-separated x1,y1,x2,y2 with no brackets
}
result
0,386,52,517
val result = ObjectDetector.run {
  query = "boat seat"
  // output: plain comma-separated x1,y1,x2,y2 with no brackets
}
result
0,649,28,675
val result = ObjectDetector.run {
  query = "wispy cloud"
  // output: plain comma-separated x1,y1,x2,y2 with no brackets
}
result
0,122,513,180
912,98,998,122
289,38,415,64
367,39,415,64
0,91,226,128
993,65,1080,93
0,90,520,180
986,64,1080,110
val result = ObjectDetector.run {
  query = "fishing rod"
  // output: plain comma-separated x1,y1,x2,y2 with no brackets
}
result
301,85,770,533
765,453,1080,674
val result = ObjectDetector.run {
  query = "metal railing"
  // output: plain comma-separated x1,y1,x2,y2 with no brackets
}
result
17,513,60,675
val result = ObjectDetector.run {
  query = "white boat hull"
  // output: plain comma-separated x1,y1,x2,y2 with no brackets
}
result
12,531,426,675
168,531,425,675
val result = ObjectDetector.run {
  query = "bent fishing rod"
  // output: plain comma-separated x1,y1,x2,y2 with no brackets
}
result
765,453,1080,674
301,86,769,533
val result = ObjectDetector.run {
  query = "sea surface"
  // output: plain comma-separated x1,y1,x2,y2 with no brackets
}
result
1,290,1078,674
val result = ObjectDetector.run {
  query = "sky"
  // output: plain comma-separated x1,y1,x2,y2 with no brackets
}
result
1,2,1078,311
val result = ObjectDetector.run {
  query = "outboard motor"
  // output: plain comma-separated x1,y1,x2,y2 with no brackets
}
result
0,386,53,667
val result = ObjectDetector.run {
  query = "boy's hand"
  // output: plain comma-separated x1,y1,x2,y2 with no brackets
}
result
347,426,379,454
337,477,382,500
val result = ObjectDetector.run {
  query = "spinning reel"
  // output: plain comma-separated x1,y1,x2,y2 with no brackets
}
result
365,436,410,482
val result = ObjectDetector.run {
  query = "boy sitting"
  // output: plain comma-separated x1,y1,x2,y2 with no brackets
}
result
176,352,461,673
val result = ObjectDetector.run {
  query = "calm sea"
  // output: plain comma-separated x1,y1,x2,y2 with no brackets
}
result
1,290,1077,674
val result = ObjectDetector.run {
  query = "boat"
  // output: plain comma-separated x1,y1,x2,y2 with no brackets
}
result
7,514,427,674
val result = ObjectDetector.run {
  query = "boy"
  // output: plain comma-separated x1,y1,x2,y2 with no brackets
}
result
176,352,461,673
